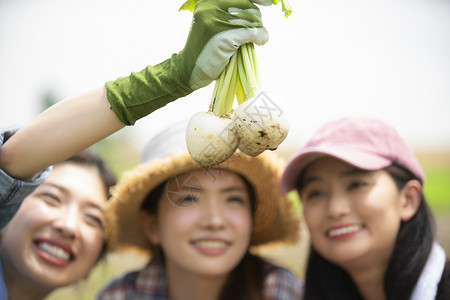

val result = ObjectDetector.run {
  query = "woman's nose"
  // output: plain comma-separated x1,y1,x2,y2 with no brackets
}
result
52,207,79,239
327,192,351,218
199,199,226,229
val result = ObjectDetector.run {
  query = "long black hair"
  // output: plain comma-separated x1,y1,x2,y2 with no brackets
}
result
297,164,435,300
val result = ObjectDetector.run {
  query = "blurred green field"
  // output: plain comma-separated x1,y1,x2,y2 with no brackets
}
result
424,167,450,210
45,148,450,300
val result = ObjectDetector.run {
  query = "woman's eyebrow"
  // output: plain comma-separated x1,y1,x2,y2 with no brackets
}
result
86,202,106,214
42,182,106,213
300,176,321,188
339,169,370,178
220,186,246,193
177,185,202,192
175,185,245,193
41,181,68,193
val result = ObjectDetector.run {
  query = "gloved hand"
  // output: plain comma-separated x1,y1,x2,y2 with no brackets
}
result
106,0,268,125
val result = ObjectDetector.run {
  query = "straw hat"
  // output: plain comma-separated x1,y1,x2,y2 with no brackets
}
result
107,121,300,253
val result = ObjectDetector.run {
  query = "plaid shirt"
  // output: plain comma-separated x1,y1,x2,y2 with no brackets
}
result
97,253,303,300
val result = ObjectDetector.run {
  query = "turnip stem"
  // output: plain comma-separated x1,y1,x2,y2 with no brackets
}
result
237,52,250,99
210,43,261,115
240,44,259,99
209,73,222,112
210,51,239,116
236,75,246,105
216,53,238,115
247,43,260,86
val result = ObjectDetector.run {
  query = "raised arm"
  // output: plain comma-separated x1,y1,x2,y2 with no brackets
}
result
0,87,123,180
0,0,269,181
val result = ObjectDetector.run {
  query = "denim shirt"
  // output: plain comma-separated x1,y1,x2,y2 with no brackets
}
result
0,125,52,299
0,125,52,230
0,259,6,300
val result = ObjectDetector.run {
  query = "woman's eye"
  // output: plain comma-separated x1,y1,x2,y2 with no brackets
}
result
85,215,105,230
227,196,246,205
348,181,367,190
308,190,324,199
40,193,61,205
175,188,202,207
175,195,199,207
301,189,325,202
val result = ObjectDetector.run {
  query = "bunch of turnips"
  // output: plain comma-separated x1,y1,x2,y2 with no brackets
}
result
183,0,293,167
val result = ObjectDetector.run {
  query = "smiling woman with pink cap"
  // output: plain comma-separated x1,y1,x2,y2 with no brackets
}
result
281,117,449,300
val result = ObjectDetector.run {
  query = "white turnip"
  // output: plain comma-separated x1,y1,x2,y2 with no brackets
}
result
234,91,291,156
185,112,239,167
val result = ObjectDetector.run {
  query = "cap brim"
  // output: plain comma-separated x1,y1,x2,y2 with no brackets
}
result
281,146,392,193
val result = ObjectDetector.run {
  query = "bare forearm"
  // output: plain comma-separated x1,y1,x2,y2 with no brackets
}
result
0,0,269,181
0,86,124,180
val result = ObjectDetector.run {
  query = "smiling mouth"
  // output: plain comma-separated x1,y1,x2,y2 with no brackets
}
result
36,241,72,262
327,224,363,238
192,240,229,249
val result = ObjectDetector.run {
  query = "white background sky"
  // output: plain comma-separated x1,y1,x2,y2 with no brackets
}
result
1,0,449,154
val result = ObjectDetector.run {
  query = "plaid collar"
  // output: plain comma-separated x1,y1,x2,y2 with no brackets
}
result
134,252,167,298
98,252,304,300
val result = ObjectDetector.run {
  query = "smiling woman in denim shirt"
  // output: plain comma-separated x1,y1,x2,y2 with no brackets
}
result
0,148,115,299
0,1,269,298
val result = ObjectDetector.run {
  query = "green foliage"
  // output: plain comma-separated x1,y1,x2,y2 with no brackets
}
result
88,129,140,179
424,167,450,210
179,0,196,12
40,90,59,112
287,189,302,216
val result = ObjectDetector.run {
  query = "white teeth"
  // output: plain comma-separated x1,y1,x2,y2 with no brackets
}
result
37,242,70,261
194,240,227,249
328,225,362,238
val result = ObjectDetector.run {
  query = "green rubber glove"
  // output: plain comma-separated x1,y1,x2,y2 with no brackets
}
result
106,0,268,125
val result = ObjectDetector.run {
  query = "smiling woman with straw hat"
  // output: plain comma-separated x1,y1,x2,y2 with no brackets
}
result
97,121,303,300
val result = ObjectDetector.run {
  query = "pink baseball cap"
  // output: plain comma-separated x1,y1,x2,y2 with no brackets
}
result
281,117,425,192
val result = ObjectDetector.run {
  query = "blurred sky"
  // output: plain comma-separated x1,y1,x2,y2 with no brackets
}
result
1,0,450,153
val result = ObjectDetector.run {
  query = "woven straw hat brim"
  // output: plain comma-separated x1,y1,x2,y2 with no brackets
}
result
107,150,300,254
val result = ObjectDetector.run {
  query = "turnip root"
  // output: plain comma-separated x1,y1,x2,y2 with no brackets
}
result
185,112,239,167
234,91,291,156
